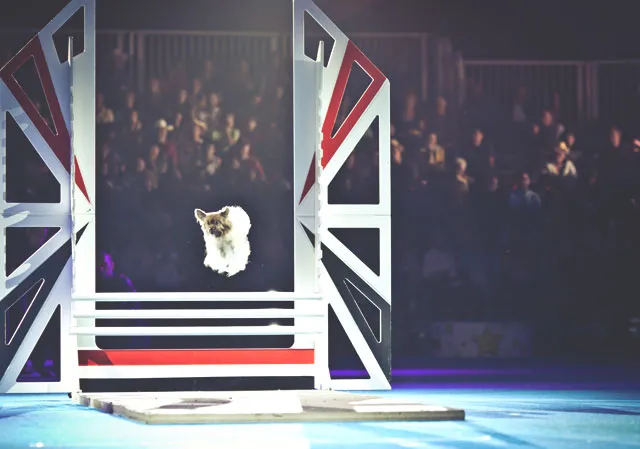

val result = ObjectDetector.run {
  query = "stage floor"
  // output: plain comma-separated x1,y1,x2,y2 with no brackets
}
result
74,390,465,424
1,369,640,448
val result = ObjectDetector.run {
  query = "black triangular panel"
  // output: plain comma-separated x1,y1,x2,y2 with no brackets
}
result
302,224,370,377
0,238,71,381
76,223,89,244
4,279,44,345
18,305,61,383
328,304,368,377
344,279,381,342
304,10,334,68
52,6,85,63
321,243,391,380
328,227,380,276
5,113,60,203
5,227,60,277
300,221,315,246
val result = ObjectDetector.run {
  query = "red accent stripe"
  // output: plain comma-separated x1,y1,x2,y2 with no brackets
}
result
320,41,386,169
0,36,91,203
299,154,316,204
78,349,315,366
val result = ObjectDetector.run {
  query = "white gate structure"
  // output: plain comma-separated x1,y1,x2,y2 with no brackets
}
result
0,0,392,393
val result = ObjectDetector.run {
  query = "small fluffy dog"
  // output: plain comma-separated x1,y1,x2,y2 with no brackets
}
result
194,206,251,277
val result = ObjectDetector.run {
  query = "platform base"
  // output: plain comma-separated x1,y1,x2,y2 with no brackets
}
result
74,390,465,424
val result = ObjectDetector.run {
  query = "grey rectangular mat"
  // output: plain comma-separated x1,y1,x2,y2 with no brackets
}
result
75,390,465,424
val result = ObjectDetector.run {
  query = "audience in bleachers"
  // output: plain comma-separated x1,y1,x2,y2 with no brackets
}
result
5,43,640,379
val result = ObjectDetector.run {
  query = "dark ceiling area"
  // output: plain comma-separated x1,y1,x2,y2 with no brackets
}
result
0,0,637,60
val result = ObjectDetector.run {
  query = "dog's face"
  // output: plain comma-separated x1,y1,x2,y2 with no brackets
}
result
195,207,231,238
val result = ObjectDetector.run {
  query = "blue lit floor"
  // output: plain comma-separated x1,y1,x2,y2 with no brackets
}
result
2,370,640,449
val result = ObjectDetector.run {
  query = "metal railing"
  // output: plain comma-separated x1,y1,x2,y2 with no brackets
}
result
1,28,447,102
4,28,639,124
596,60,640,126
463,60,587,123
463,59,640,126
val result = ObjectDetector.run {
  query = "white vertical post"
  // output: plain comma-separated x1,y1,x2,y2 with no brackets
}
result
69,36,76,297
314,41,330,390
292,0,325,373
66,35,80,393
314,40,324,296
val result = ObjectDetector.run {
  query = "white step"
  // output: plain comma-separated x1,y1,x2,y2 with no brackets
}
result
73,309,322,320
72,292,323,302
70,325,321,336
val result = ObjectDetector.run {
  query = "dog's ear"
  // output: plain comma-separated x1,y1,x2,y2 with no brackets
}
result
220,207,230,218
194,209,207,222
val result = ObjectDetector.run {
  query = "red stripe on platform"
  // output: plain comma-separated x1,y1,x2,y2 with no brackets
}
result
78,349,315,366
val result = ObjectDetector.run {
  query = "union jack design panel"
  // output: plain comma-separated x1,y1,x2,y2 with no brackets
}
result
294,0,392,390
0,0,95,393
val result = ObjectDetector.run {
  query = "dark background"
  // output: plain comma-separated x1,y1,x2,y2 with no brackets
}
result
4,0,640,386
1,0,637,60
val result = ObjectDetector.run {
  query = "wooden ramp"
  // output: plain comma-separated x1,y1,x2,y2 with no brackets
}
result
74,390,465,424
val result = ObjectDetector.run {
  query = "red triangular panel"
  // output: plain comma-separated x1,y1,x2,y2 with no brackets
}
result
321,41,386,169
0,36,90,203
299,154,316,204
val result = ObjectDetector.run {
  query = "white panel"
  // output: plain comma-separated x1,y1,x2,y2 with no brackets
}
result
73,309,323,319
292,220,319,350
70,0,96,301
71,219,95,349
294,0,392,390
293,59,320,209
71,1,96,205
292,54,320,336
0,0,94,394
297,215,315,235
71,325,323,336
297,183,317,217
71,218,95,294
293,219,317,294
73,291,323,301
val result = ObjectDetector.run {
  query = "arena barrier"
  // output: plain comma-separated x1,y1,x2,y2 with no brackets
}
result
0,0,391,393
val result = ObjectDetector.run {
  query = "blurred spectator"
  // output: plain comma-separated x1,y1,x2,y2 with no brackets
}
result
22,43,630,361
96,92,115,124
428,96,456,147
512,86,528,123
221,112,241,150
538,109,563,156
508,172,542,240
97,251,136,292
426,132,446,171
542,143,578,188
422,232,457,283
461,128,494,189
452,158,471,205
